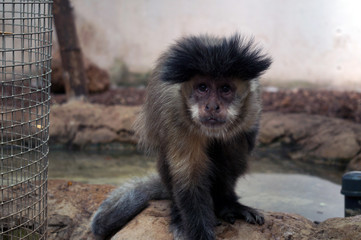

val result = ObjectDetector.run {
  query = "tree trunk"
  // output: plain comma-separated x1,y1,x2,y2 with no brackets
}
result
53,0,88,99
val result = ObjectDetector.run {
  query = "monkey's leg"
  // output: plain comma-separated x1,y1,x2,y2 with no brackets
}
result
156,152,186,238
156,150,189,239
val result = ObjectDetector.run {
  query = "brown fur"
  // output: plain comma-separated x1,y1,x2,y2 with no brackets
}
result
93,34,271,240
133,70,263,240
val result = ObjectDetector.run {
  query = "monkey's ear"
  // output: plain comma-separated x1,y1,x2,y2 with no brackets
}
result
158,33,272,84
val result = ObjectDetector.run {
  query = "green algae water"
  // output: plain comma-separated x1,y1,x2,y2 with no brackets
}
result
48,147,345,222
48,148,343,185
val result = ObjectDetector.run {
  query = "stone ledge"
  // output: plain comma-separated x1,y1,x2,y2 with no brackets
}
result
50,101,361,169
259,112,361,168
47,180,361,240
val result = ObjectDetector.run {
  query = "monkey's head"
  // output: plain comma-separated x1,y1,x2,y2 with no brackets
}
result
159,34,272,138
180,75,259,138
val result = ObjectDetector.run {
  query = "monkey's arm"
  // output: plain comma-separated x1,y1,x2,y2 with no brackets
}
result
166,138,217,240
172,178,216,240
210,129,264,225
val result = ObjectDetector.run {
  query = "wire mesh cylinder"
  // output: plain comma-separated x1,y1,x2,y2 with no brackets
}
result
1,1,52,239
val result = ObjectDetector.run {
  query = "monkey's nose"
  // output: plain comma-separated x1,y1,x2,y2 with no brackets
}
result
205,104,220,112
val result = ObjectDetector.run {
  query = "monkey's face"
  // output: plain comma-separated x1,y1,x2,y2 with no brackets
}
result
182,75,251,137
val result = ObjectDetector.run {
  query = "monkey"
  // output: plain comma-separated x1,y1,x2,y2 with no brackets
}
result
91,33,272,240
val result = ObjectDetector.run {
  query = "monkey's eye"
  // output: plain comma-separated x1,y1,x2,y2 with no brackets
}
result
221,85,231,93
197,83,208,93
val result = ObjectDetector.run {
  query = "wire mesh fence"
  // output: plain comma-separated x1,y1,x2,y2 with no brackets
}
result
1,1,53,239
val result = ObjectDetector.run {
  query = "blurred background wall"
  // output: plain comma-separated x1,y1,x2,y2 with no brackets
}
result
58,0,361,90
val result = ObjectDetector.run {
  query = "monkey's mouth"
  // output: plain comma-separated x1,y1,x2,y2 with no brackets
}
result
200,117,226,128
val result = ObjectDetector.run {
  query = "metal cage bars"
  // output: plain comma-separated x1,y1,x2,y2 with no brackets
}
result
1,1,52,239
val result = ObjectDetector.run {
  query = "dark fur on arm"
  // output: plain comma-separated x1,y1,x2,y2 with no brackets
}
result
171,175,216,240
209,128,264,225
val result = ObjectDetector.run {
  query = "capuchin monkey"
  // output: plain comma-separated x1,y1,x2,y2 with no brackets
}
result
91,33,272,240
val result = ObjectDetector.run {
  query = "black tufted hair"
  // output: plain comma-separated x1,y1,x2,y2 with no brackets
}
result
159,33,272,84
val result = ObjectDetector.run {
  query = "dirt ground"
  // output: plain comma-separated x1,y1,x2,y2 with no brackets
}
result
51,87,361,123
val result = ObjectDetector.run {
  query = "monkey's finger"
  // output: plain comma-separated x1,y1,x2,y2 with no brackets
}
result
255,214,265,225
215,219,222,226
238,210,257,224
223,214,236,224
248,210,264,225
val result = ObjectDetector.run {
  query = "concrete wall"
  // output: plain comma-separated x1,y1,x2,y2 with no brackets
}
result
67,0,361,90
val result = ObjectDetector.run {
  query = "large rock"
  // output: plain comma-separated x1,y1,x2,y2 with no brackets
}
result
48,180,115,240
113,201,361,240
111,201,316,240
259,112,361,166
50,100,140,147
347,153,361,171
47,180,361,240
49,102,361,167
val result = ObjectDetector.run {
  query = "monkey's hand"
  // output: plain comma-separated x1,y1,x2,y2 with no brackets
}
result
217,202,265,225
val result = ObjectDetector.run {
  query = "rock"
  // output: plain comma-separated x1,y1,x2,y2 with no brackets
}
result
47,180,361,240
312,216,361,239
260,112,361,165
48,214,74,240
47,180,115,240
50,100,140,147
72,128,118,146
113,202,361,240
50,102,361,165
112,201,173,240
347,153,361,171
84,58,111,93
111,201,315,240
51,52,110,94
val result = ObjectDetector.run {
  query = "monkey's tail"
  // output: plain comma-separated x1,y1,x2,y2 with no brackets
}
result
91,175,169,240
